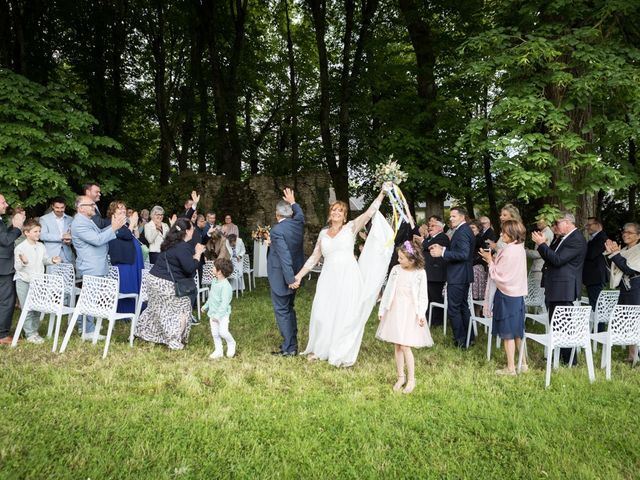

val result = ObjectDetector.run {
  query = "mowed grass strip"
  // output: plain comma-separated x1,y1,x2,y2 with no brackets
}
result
1,278,638,479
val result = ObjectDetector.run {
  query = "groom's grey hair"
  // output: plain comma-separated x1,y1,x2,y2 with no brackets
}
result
276,200,293,218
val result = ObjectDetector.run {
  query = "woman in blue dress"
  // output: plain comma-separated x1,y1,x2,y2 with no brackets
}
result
107,201,144,313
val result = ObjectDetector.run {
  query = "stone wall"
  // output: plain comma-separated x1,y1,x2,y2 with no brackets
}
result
198,171,331,255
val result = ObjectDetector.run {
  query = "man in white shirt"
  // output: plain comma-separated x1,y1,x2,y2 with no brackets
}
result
39,197,74,264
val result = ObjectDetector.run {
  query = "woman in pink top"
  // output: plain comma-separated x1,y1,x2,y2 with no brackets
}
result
479,220,529,376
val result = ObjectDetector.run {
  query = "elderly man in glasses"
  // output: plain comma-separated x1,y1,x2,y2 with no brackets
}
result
70,195,126,340
532,212,587,365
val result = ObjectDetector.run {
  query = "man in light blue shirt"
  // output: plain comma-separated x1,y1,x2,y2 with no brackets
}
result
71,195,125,338
39,197,75,264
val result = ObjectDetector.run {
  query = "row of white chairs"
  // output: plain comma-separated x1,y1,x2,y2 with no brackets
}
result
12,272,150,358
425,274,640,387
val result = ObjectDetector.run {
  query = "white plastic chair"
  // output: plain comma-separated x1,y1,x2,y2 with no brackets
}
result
108,266,140,305
591,304,640,379
59,275,136,359
428,284,448,335
195,270,208,322
524,273,548,330
200,261,216,301
228,266,242,299
465,289,495,360
11,274,74,352
130,270,150,346
46,263,82,338
518,306,595,388
242,255,254,291
590,290,620,351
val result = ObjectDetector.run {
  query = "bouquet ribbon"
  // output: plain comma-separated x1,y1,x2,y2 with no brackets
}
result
385,183,412,246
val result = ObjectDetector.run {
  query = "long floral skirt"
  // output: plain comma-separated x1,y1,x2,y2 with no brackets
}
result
134,274,192,350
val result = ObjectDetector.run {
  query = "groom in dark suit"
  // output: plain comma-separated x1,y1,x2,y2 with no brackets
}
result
429,206,475,348
267,188,305,356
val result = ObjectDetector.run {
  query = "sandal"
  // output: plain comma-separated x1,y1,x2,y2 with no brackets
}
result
495,367,517,376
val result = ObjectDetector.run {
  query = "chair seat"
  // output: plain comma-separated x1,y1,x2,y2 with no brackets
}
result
525,331,550,346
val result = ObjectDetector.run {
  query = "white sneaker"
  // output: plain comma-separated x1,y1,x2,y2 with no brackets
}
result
82,332,106,341
26,334,45,344
226,344,236,358
209,350,224,360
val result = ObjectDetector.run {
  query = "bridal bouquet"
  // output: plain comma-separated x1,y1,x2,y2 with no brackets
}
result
374,156,412,243
251,225,271,243
373,156,408,187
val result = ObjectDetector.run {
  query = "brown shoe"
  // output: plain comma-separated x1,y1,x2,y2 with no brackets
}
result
0,336,14,345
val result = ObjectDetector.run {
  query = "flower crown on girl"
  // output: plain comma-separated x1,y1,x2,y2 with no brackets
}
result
398,239,425,269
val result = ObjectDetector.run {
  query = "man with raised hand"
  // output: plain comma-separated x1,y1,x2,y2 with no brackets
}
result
267,188,305,356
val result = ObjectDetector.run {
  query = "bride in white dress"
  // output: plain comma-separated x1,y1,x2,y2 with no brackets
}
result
293,183,394,367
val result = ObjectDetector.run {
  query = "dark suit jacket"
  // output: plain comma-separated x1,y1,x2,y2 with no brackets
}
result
108,225,137,265
267,203,305,296
423,232,450,283
538,229,587,303
481,227,498,244
91,205,111,229
583,230,609,286
443,222,474,285
0,218,22,276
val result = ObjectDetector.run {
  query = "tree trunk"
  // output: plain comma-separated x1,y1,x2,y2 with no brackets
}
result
629,137,637,222
284,0,299,173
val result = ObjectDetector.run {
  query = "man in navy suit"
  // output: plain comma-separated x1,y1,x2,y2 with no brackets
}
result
267,188,305,356
421,217,450,325
0,194,25,345
429,206,475,347
84,182,111,229
533,212,587,364
582,217,609,313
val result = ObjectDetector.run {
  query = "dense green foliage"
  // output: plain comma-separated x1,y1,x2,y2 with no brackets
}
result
1,279,639,478
1,0,639,221
0,69,129,207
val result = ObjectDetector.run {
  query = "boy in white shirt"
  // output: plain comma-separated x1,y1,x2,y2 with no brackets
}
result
14,219,61,343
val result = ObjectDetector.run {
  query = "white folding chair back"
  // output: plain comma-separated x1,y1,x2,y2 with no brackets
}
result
591,290,620,350
59,275,135,358
519,305,594,387
592,305,640,379
48,262,79,308
228,266,243,298
465,288,496,360
242,255,254,291
524,273,545,309
11,274,74,352
428,283,448,335
195,270,208,322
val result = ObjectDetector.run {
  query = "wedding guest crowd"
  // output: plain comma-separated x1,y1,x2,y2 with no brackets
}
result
1,184,638,385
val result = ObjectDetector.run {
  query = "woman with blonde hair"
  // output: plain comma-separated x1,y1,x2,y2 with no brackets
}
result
293,183,394,367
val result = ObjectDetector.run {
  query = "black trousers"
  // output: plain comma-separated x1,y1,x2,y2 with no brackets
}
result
547,301,575,364
0,274,16,339
427,281,446,325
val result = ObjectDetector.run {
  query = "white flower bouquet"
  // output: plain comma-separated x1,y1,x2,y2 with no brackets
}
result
374,156,408,188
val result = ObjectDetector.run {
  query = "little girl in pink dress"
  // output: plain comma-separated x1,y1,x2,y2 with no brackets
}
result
377,240,432,393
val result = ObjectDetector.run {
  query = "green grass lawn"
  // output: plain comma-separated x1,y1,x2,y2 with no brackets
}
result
1,278,639,479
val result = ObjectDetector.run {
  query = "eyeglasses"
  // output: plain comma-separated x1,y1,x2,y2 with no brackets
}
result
622,230,638,235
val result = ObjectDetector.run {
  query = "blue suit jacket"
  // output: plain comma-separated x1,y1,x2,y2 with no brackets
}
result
71,213,116,277
39,211,75,262
538,228,587,303
443,222,474,285
267,203,305,296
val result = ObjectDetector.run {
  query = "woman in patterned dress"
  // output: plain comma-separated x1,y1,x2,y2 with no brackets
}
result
135,218,205,350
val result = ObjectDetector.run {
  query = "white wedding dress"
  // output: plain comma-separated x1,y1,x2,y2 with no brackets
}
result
301,201,394,367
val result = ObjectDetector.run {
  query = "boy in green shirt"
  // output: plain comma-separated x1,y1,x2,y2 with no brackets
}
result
202,258,236,358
